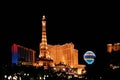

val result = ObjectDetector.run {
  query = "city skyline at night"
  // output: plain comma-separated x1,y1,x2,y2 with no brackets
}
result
1,2,120,79
1,2,120,71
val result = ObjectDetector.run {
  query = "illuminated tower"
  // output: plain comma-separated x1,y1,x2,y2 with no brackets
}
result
39,15,50,59
35,15,53,68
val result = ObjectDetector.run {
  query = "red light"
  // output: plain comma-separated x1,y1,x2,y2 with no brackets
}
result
12,43,18,53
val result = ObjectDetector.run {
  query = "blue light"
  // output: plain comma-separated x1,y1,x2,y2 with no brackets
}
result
12,44,18,65
83,51,96,65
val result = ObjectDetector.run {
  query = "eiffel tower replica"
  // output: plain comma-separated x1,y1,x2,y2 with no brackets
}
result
36,15,54,69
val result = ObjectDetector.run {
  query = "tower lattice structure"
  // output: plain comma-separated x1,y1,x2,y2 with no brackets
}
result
39,15,50,59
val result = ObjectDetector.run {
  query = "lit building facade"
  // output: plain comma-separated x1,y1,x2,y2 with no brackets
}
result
38,15,79,68
107,43,120,53
12,43,36,65
38,15,86,74
47,43,86,74
48,43,78,68
106,43,120,71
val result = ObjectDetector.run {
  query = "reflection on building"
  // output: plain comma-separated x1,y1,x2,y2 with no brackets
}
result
12,43,36,66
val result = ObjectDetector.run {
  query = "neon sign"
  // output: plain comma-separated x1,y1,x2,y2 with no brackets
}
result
83,51,96,64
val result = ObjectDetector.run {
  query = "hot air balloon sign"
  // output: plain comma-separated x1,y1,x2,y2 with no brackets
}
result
83,51,96,65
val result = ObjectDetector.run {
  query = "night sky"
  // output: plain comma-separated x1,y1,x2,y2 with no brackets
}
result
1,2,120,72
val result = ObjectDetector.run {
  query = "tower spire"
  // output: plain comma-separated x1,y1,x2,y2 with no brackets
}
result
39,15,49,58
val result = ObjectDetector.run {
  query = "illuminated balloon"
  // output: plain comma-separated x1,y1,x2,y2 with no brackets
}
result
83,51,96,64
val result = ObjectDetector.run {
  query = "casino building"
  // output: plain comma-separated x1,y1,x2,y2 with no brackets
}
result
11,15,86,75
35,15,86,74
107,43,120,69
12,43,36,66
